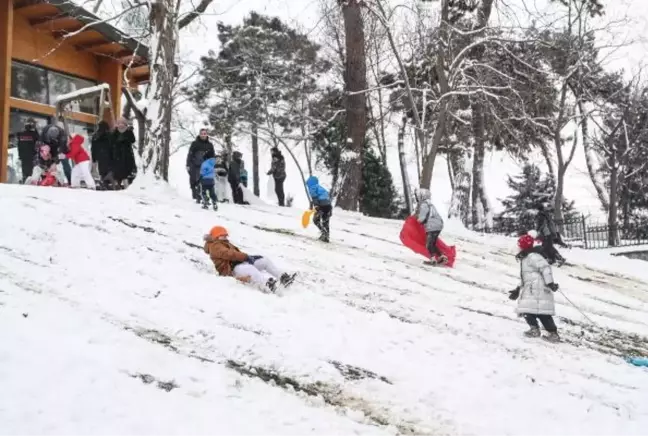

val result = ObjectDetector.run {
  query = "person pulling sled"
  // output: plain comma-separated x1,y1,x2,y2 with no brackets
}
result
509,234,560,343
204,226,296,293
414,188,447,265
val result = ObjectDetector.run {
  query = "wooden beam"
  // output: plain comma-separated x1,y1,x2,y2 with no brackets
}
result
13,0,43,10
32,17,81,32
81,41,122,54
29,14,68,27
1,0,14,183
75,39,112,51
10,98,98,125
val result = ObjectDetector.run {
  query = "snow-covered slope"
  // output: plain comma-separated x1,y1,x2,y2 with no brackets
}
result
1,183,647,435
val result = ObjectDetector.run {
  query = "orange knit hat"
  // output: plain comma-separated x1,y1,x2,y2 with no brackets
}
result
209,226,228,239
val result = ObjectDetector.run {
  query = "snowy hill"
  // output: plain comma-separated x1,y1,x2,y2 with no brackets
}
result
1,183,648,434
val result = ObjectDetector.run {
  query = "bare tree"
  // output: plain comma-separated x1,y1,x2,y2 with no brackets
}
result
122,0,214,181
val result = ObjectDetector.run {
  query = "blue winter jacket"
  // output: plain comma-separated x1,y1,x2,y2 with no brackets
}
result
200,158,216,180
306,176,331,206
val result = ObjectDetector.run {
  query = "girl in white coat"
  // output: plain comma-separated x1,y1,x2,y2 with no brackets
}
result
509,234,561,342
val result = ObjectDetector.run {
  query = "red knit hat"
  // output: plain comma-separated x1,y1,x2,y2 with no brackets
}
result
518,234,535,251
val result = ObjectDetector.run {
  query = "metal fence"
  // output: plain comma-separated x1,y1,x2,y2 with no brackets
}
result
476,215,648,250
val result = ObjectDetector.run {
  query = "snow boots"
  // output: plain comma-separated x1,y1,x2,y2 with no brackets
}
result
523,327,541,338
280,272,296,287
265,273,297,293
543,332,561,343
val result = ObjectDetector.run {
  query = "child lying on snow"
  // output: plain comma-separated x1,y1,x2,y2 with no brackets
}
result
509,234,560,343
203,226,296,293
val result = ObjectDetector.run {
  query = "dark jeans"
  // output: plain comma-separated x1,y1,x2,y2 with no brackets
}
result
21,159,33,183
190,175,201,201
201,179,217,205
524,314,557,333
229,181,244,204
274,177,285,206
426,231,441,257
314,205,332,241
60,159,72,184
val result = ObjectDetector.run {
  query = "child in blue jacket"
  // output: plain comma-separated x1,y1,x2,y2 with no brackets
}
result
200,155,218,210
306,176,332,242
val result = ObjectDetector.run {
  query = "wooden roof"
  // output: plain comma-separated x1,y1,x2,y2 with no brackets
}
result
12,0,150,83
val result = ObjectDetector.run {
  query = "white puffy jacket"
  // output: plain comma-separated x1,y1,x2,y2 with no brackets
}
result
516,251,556,315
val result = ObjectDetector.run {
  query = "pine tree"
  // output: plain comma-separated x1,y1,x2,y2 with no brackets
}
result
499,164,577,229
360,145,399,219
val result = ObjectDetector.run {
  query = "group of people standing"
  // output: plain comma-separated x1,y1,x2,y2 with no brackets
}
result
15,117,137,190
185,129,291,209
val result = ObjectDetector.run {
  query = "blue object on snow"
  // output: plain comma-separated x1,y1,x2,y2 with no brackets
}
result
200,158,216,179
626,357,648,367
246,255,263,264
306,176,330,205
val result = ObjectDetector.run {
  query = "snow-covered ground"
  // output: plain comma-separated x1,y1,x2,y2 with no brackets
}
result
1,182,647,435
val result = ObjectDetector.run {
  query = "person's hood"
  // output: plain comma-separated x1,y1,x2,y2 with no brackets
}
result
271,147,282,157
195,135,210,142
416,188,431,201
306,176,319,187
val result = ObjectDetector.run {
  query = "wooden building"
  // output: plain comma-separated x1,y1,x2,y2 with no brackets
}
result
1,0,150,183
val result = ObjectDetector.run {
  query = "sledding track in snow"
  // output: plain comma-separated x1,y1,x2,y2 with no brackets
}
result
1,183,648,435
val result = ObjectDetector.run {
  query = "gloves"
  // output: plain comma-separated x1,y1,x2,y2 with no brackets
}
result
246,255,263,264
547,283,559,292
508,287,520,300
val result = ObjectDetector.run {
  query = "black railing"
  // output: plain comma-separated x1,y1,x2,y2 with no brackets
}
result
475,215,648,250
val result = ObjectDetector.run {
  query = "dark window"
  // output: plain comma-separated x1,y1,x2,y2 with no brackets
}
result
48,71,98,115
10,62,48,104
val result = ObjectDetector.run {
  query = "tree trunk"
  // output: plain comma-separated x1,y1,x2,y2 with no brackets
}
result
336,0,367,211
448,150,470,226
580,102,609,211
470,100,491,229
143,0,177,181
397,115,412,215
608,152,619,247
251,121,260,196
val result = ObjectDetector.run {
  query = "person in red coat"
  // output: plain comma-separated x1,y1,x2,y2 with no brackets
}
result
63,135,96,189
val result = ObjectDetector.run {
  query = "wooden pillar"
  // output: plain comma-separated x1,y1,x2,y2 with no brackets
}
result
98,58,123,125
0,0,13,183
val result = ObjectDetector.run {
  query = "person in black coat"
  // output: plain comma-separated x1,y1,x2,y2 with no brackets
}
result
17,118,40,183
228,150,245,204
111,118,137,189
186,128,215,202
91,121,114,188
267,146,287,206
535,203,566,266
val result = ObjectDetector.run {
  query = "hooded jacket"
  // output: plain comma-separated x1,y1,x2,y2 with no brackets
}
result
516,249,556,315
203,236,248,276
65,135,90,164
306,176,331,206
200,158,216,180
186,136,215,181
268,149,286,180
416,188,444,232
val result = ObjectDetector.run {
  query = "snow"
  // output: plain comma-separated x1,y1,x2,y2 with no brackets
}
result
1,182,648,434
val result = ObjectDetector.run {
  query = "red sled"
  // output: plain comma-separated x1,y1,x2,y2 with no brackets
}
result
399,216,456,267
38,172,57,186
